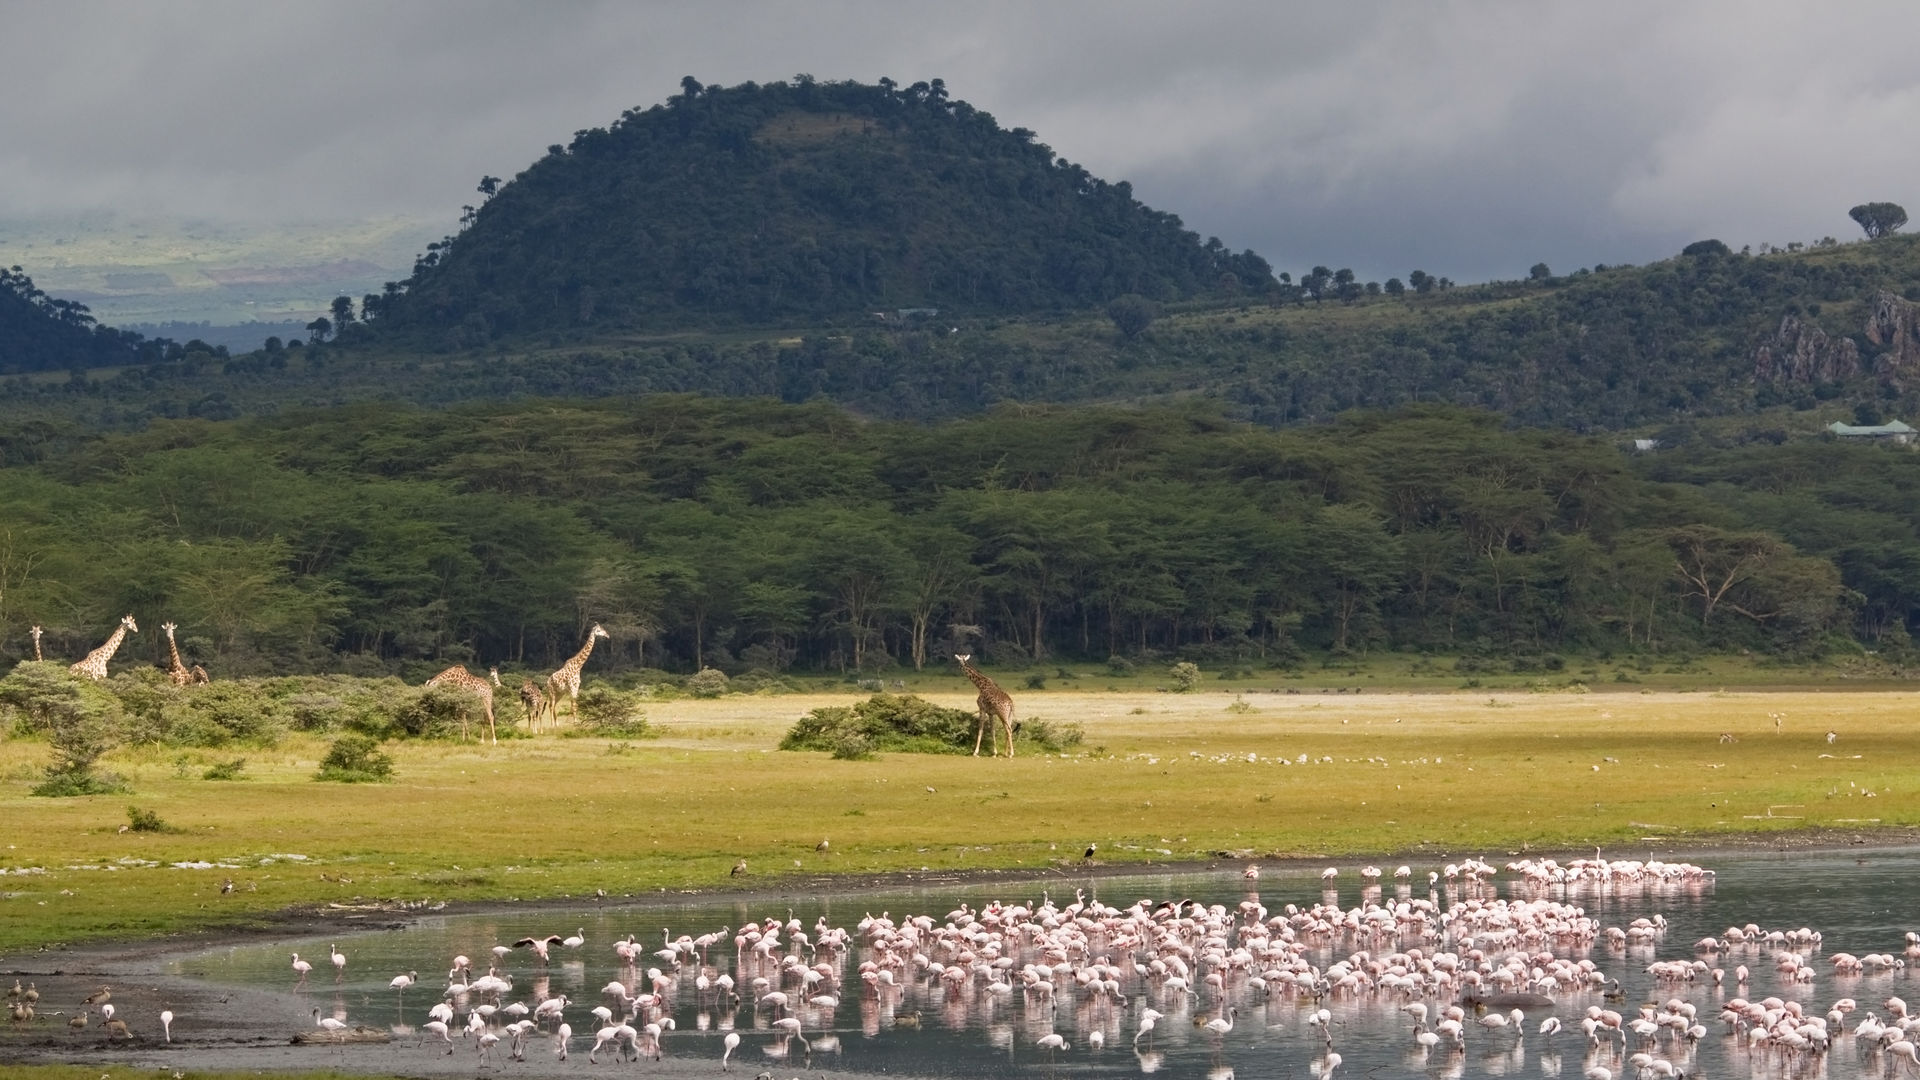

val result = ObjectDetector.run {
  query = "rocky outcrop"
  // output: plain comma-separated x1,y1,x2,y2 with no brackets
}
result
1866,290,1920,386
1754,313,1860,383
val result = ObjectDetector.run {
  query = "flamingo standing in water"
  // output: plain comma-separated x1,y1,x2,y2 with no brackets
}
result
159,1009,173,1043
291,953,312,985
722,1030,740,1069
329,943,346,981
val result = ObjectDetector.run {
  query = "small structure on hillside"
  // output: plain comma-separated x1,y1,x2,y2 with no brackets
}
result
1827,419,1917,444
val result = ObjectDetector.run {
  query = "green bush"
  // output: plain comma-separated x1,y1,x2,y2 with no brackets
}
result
781,693,976,754
315,734,394,783
780,693,1081,755
565,685,651,737
2,663,129,796
1016,716,1085,752
1168,661,1201,692
686,667,731,698
1105,656,1136,677
390,685,480,740
125,804,170,832
202,757,248,780
1023,673,1047,690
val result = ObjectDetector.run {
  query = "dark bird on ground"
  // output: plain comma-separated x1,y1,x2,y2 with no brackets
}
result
1083,844,1097,862
731,860,748,876
815,839,830,852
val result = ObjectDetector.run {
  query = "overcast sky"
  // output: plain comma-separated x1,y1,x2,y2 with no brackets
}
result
4,1,1919,283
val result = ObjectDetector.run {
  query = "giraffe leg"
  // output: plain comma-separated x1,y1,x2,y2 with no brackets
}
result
972,710,987,756
1003,710,1016,758
486,699,497,745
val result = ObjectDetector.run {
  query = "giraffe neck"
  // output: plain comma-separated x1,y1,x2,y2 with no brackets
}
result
95,625,129,664
30,632,41,662
960,661,997,694
166,631,186,673
564,633,599,676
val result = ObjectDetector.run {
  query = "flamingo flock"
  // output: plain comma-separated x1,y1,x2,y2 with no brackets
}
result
50,854,1920,1080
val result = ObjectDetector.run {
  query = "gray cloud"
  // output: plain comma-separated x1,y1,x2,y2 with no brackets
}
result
3,0,1918,282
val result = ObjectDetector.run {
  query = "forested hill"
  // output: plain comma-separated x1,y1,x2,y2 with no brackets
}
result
374,76,1273,340
0,265,155,374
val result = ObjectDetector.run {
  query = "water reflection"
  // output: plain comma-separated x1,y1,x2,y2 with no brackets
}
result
170,850,1920,1078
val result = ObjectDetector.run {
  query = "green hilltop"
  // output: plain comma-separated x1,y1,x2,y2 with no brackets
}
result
377,76,1273,341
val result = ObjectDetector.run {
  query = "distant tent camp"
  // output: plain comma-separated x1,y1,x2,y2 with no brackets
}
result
1827,419,1916,444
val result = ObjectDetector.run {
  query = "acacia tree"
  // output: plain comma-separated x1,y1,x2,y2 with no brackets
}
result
1849,202,1908,240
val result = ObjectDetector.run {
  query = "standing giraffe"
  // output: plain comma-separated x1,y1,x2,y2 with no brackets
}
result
519,677,547,733
423,665,499,744
29,625,43,662
955,653,1015,758
160,622,194,687
543,623,610,729
70,615,137,681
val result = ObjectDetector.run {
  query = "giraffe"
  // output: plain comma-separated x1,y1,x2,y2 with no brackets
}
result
543,623,610,729
955,653,1015,758
423,665,499,744
160,622,194,687
519,677,547,734
29,625,42,662
70,614,137,681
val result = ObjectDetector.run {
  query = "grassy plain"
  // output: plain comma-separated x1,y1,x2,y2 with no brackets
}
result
1,685,1916,956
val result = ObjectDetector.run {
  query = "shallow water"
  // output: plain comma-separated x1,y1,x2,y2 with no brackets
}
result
170,849,1920,1078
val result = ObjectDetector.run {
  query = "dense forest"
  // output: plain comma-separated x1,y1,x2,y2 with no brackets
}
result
0,266,168,374
9,231,1920,435
1,396,1908,678
374,76,1273,340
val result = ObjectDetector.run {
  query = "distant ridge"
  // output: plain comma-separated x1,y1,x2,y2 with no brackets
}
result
377,76,1274,343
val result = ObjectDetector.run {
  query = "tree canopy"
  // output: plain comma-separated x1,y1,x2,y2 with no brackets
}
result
374,77,1275,343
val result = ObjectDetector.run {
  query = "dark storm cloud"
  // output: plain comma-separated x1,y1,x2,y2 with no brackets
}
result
4,1,1918,281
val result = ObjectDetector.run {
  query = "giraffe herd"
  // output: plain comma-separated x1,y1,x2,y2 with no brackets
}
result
21,619,1021,757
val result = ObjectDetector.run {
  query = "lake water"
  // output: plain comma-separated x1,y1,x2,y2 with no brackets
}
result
168,849,1920,1078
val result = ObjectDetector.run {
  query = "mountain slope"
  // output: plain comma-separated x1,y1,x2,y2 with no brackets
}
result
0,266,150,374
376,77,1272,341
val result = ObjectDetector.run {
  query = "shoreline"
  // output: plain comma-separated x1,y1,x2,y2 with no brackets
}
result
4,828,1919,1077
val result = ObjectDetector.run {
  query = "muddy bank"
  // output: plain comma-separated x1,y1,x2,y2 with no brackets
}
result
5,828,1918,1077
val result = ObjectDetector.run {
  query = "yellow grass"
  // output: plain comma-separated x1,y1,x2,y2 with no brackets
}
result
0,688,1913,952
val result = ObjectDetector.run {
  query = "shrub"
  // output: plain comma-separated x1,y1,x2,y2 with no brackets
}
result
1024,673,1047,690
2,664,129,796
1168,662,1201,692
315,734,394,783
781,693,1082,755
390,685,478,740
781,693,976,754
828,731,878,760
686,667,731,698
202,757,248,780
125,804,169,832
1016,716,1085,752
1105,656,1136,677
565,685,651,738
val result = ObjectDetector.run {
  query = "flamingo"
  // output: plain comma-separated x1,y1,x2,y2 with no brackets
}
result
554,1022,572,1061
389,970,417,992
1036,1032,1071,1059
329,943,346,980
159,1009,173,1043
291,953,312,984
722,1030,741,1069
563,927,586,949
1204,1007,1238,1039
311,1007,348,1036
420,1019,453,1053
1135,1008,1162,1047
